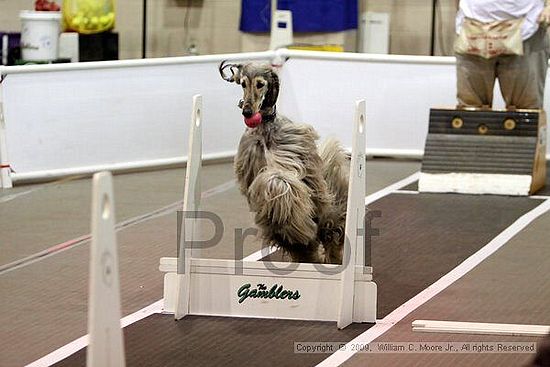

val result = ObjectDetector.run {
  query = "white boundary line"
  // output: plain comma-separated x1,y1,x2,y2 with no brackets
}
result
0,187,41,203
316,198,550,367
411,320,550,336
0,179,236,275
242,171,421,261
0,175,87,203
393,191,550,200
393,190,419,195
365,172,420,206
25,300,163,367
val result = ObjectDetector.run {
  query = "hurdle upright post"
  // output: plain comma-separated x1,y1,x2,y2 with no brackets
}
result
337,100,367,329
175,94,203,320
87,171,125,367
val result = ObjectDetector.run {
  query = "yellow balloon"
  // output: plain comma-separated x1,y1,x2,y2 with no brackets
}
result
65,0,116,33
99,15,109,26
71,17,81,27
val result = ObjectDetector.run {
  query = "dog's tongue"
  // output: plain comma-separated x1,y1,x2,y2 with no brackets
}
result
244,113,262,128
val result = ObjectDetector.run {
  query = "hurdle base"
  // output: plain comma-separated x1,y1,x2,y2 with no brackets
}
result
159,257,377,324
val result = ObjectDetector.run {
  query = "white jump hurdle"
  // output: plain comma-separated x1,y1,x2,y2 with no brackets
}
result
87,172,125,367
160,96,377,328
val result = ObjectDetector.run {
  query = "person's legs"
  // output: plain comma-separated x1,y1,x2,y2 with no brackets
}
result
497,27,550,109
456,53,497,108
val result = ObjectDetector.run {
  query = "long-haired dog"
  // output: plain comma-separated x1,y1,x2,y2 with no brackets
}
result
219,61,349,264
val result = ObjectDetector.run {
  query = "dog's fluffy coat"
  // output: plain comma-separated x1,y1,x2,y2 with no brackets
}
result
220,62,349,264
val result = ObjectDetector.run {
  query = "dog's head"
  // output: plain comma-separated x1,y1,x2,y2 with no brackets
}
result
219,61,279,127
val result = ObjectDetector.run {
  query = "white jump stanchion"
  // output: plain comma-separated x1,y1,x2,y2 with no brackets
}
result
174,94,202,320
337,100,367,329
160,98,376,328
87,171,125,367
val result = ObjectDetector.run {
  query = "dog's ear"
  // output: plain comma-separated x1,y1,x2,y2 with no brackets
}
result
219,60,243,84
262,68,280,108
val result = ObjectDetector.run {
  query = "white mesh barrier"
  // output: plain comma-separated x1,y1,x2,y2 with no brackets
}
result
1,49,549,188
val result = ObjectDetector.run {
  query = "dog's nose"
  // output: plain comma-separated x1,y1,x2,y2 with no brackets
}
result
242,107,253,118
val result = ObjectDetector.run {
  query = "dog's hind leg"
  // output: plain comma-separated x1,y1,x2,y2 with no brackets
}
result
247,168,322,263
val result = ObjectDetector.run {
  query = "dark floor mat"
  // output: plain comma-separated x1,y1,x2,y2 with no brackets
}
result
400,181,418,191
265,194,539,319
52,193,541,367
369,193,539,318
54,314,371,367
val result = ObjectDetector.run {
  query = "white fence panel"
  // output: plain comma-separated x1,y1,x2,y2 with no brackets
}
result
1,49,548,187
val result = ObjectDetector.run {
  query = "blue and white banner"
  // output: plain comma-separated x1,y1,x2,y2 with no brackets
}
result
240,0,358,33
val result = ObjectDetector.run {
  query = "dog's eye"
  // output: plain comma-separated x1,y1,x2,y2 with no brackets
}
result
256,81,265,89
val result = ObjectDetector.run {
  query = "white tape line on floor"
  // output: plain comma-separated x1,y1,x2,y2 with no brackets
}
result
0,179,236,275
25,300,164,367
316,198,550,367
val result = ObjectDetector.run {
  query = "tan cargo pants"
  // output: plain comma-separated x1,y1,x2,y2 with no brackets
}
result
456,26,550,109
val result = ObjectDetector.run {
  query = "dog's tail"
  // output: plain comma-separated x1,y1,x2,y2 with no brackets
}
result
319,137,349,207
